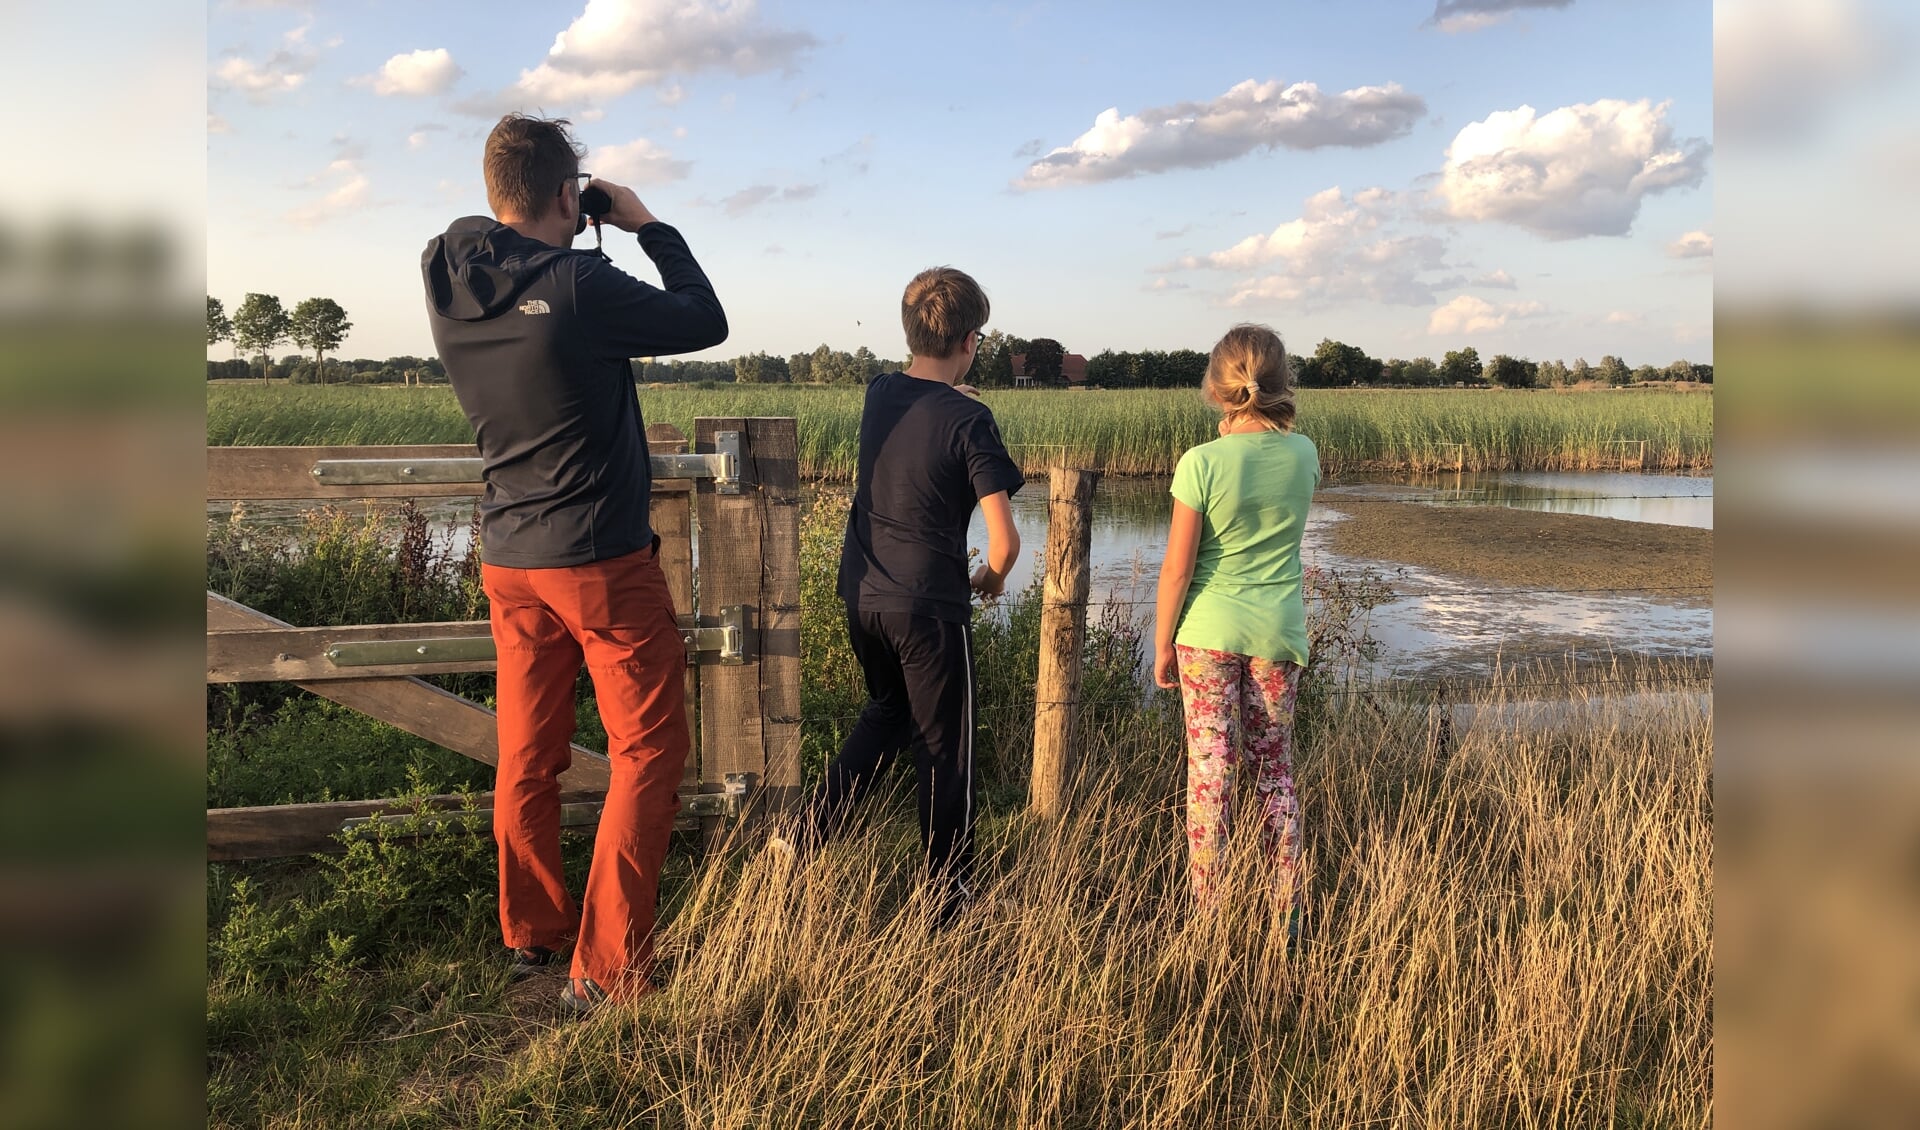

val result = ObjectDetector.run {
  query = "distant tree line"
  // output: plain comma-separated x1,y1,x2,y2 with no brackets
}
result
207,354,447,385
207,290,1711,390
1292,339,1710,389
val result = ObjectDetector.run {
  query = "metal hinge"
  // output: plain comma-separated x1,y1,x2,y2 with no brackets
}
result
325,637,496,667
680,605,747,665
322,607,747,670
308,431,740,491
338,773,752,837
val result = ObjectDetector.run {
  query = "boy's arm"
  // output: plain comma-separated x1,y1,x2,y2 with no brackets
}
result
970,491,1020,598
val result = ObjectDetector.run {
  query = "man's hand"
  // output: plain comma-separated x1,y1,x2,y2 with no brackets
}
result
970,563,1005,599
589,178,660,233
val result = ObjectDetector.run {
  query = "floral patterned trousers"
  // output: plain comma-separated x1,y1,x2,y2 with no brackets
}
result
1175,644,1303,916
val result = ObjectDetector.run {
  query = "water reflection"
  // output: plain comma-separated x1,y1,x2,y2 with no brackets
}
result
209,469,1713,682
969,473,1714,681
1335,470,1714,529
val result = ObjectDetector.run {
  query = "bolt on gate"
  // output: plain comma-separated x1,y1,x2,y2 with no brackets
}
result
205,417,802,861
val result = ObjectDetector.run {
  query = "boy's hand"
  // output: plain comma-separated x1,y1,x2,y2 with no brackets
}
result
954,383,981,399
1153,643,1180,689
970,563,1004,599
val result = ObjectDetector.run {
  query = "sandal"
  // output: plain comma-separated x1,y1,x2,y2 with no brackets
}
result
559,977,608,1014
507,945,557,981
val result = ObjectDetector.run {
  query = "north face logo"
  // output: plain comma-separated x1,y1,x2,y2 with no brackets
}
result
519,299,551,315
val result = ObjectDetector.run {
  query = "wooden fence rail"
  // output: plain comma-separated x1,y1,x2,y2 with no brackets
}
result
206,418,800,860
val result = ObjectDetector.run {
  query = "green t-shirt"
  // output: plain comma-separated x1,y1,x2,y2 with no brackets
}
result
1169,430,1320,667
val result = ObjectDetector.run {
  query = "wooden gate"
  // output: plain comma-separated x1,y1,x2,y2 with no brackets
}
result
205,417,801,861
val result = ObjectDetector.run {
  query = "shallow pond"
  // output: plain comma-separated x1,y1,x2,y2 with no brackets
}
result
210,470,1713,683
966,472,1713,682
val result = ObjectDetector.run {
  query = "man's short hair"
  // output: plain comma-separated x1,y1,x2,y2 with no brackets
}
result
901,267,990,360
483,113,586,221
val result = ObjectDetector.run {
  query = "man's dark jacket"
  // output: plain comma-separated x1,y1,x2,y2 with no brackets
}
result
422,219,726,568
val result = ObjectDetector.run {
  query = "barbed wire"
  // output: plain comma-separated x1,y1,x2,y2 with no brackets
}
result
777,582,1714,617
788,670,1714,727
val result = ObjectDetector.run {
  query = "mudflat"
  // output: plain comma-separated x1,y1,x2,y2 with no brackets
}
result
1317,499,1712,594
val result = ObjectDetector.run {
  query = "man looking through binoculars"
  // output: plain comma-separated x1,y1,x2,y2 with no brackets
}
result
421,112,727,1012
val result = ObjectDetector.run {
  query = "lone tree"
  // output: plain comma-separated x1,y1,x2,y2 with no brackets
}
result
1440,346,1483,386
1024,337,1065,382
288,297,353,380
732,351,789,383
232,292,290,385
1313,338,1378,386
1399,357,1441,387
206,296,232,350
1486,353,1538,389
980,333,1021,387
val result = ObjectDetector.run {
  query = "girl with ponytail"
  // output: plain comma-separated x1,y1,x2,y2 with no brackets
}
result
1153,324,1318,934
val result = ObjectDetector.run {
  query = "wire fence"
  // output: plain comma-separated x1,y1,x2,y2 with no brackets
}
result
790,670,1716,729
779,580,1714,615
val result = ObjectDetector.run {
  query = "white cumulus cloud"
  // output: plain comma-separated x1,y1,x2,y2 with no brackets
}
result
1438,98,1710,238
488,0,816,110
212,21,323,104
1168,187,1453,309
1472,269,1518,288
716,182,820,216
213,52,313,101
1431,0,1573,33
358,48,463,97
591,137,693,186
1017,78,1426,189
1427,295,1548,335
286,160,371,227
1667,230,1714,259
407,123,448,153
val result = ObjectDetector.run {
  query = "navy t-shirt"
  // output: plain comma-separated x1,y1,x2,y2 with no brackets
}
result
837,372,1025,621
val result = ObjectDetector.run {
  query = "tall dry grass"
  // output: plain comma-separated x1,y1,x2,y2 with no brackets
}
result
441,670,1711,1128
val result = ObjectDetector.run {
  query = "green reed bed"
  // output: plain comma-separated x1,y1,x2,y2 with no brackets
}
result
208,383,1711,477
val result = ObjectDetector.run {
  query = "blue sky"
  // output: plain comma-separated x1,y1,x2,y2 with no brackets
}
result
207,0,1715,366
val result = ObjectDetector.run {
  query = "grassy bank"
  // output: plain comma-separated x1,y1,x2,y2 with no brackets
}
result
207,500,1711,1127
207,383,1712,477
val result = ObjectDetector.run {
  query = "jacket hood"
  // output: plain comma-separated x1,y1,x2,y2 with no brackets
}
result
422,217,570,322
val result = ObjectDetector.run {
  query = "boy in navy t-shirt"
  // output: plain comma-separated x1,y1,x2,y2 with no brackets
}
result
795,266,1023,922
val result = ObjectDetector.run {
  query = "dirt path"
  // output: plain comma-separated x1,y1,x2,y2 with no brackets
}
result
1316,499,1712,594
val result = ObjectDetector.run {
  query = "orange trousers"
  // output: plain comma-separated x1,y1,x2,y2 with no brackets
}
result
481,542,689,996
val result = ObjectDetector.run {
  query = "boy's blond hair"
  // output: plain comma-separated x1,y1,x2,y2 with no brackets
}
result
1203,323,1297,432
901,267,990,360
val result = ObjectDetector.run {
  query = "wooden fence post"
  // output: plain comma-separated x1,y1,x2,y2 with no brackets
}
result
646,423,701,794
692,417,803,842
1031,467,1098,818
